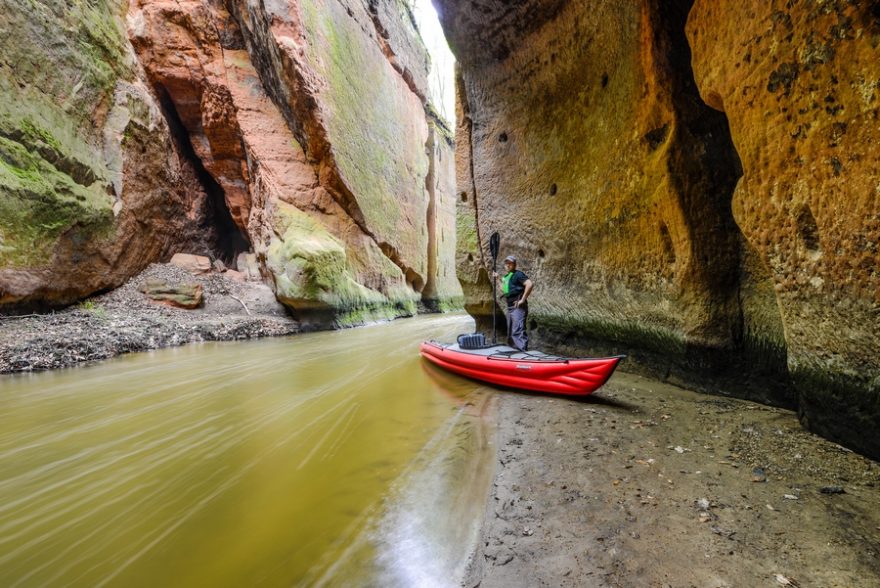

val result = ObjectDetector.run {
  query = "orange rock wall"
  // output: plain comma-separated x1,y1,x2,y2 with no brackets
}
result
442,0,770,376
441,0,879,457
687,0,880,456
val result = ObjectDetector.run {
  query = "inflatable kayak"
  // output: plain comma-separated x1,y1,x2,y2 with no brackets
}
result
420,334,624,396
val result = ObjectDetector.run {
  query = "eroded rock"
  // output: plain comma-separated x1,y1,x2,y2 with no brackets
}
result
440,0,780,393
1,0,461,325
687,0,880,457
0,0,213,308
126,0,462,326
440,0,879,457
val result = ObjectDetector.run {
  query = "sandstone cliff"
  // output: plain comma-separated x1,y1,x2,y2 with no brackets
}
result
0,0,214,307
439,0,879,458
687,0,880,458
0,0,461,323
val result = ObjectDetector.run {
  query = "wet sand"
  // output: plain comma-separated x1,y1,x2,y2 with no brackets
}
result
465,372,880,588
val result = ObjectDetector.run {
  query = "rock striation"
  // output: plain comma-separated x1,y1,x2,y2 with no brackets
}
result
1,0,461,325
127,0,461,325
439,0,879,458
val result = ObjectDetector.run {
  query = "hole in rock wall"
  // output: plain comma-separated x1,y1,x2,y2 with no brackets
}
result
643,124,670,151
549,183,557,196
601,72,609,88
498,132,508,142
537,249,545,258
155,87,250,264
406,267,426,292
796,204,821,252
461,191,468,202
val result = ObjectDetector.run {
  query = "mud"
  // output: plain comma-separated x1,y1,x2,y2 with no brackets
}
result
465,372,880,588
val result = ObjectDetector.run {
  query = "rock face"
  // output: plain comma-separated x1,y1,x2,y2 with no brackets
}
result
687,0,880,458
126,0,460,325
439,0,879,458
0,0,214,308
1,0,461,324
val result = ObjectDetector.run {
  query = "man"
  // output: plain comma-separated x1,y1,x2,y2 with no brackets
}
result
495,255,533,351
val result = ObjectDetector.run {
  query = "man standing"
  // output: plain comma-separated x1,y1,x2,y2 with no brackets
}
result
495,255,533,351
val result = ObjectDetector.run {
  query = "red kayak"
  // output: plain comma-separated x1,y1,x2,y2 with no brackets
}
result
420,335,624,397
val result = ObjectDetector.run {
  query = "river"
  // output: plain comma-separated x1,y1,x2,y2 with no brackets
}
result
0,314,494,587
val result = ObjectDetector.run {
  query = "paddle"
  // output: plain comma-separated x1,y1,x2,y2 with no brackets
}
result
489,231,500,343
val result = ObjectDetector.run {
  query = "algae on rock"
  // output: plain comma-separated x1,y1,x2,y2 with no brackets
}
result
267,203,416,326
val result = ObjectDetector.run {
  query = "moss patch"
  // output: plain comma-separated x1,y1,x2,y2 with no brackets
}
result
266,203,423,326
793,364,880,460
0,0,129,268
534,311,687,356
267,203,391,314
299,0,428,256
0,136,113,266
456,206,479,256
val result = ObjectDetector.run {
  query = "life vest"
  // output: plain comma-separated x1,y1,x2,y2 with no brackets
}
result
502,272,516,296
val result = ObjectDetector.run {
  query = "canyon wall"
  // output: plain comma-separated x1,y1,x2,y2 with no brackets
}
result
439,0,879,458
0,0,461,323
687,0,880,457
0,0,213,307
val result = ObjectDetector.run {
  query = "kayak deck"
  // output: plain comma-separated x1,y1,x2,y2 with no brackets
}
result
420,340,624,396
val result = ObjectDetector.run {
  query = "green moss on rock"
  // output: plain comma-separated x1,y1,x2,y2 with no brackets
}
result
793,364,880,459
266,203,418,326
0,136,113,266
534,311,687,356
456,206,479,256
299,0,428,259
0,0,129,269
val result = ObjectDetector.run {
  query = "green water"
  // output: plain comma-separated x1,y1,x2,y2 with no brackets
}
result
0,314,495,587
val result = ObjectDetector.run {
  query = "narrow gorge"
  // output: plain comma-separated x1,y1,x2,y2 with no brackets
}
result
2,1,880,586
1,0,878,466
1,0,461,326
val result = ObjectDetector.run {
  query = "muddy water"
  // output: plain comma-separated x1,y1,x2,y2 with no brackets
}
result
0,314,495,587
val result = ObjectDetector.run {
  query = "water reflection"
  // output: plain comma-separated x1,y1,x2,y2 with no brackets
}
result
0,315,493,587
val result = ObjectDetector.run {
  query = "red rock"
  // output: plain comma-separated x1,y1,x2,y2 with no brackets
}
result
169,253,212,274
126,0,462,323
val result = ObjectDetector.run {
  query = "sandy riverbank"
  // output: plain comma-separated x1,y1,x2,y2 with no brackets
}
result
0,263,299,373
4,284,879,587
464,371,880,588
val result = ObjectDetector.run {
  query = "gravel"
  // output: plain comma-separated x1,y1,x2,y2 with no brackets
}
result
0,263,300,373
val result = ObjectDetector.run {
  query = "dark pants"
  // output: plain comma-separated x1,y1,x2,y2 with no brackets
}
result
506,301,528,351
